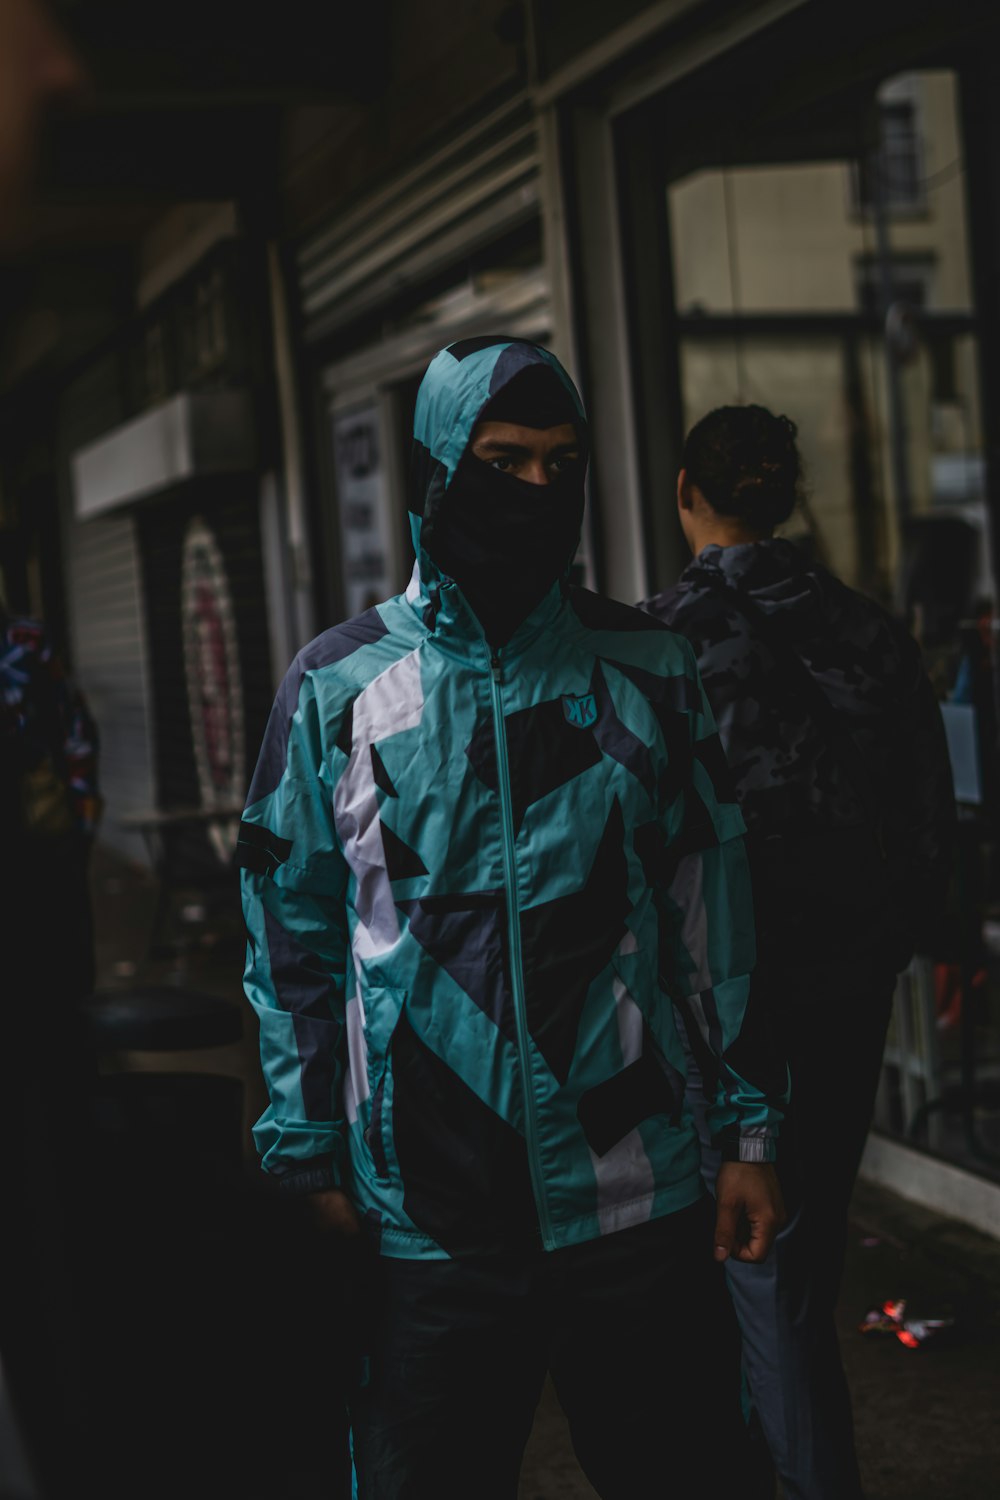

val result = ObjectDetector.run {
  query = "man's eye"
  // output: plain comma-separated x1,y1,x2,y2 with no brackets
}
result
489,456,513,471
550,454,579,473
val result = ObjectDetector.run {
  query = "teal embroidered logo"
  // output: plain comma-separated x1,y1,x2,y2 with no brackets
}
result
562,692,597,729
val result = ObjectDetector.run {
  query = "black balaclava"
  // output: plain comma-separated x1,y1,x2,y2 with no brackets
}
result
425,364,588,650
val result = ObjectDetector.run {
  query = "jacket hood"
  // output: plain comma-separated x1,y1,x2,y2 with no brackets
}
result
408,337,587,570
685,539,849,639
674,537,921,712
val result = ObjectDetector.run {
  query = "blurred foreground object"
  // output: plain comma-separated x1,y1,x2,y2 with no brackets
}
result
0,0,83,245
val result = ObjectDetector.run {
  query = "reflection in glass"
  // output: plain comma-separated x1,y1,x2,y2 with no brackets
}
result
665,65,999,1179
668,68,981,608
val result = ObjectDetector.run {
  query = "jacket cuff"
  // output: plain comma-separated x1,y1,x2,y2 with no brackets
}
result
275,1155,341,1195
716,1127,778,1164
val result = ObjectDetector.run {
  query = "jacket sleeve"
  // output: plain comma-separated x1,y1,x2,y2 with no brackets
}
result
239,664,352,1194
657,640,788,1161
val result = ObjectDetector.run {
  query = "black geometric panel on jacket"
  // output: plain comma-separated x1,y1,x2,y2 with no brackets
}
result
379,820,428,880
464,708,498,791
520,798,632,1084
262,906,339,1123
464,665,656,824
577,1026,686,1157
588,661,656,798
408,439,436,519
466,698,601,834
671,995,720,1098
607,658,736,830
370,743,397,797
336,699,354,756
235,821,292,877
568,587,672,634
489,341,547,392
603,658,698,800
396,892,516,1042
446,334,511,362
414,461,449,578
390,1010,539,1257
247,607,387,804
719,966,788,1104
634,819,690,897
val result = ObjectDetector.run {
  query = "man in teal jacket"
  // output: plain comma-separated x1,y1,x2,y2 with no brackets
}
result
240,338,786,1498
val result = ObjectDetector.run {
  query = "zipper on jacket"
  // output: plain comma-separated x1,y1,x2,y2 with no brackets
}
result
489,651,555,1249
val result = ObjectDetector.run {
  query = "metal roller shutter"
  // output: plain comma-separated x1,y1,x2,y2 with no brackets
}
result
296,93,541,342
60,358,156,868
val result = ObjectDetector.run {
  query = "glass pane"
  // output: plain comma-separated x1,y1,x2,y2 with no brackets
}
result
669,71,974,320
668,68,981,599
332,403,395,617
671,164,864,315
678,336,864,585
666,62,1000,1183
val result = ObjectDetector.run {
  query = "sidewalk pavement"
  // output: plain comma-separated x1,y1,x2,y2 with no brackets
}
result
518,1174,1000,1499
839,1178,1000,1500
88,843,1000,1500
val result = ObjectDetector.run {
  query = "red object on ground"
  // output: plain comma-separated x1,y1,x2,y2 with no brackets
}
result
933,961,987,1031
858,1298,954,1349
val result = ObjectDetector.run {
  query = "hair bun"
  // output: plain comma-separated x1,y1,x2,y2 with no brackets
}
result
682,404,801,530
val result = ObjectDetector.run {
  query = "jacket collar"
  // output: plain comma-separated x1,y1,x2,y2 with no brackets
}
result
684,538,809,592
403,555,567,663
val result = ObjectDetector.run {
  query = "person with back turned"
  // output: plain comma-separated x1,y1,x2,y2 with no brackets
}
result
239,339,788,1498
641,403,956,1500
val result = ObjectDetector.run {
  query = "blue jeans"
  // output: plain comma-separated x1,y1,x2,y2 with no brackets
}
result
684,955,895,1500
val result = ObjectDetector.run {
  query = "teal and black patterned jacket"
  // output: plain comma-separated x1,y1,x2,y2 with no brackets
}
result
239,339,783,1260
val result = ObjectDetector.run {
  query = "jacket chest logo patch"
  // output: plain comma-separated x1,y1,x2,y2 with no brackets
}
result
562,692,598,729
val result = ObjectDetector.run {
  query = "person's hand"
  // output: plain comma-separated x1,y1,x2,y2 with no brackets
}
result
307,1186,362,1238
712,1162,785,1264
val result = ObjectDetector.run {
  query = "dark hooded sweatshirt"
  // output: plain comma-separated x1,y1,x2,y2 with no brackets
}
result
641,539,956,975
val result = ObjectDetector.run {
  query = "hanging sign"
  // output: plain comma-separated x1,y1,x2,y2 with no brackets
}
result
181,516,245,861
333,403,393,618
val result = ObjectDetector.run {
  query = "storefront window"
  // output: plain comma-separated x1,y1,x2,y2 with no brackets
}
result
667,69,982,605
663,62,1000,1182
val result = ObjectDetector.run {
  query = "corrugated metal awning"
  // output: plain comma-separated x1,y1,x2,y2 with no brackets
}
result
296,94,541,344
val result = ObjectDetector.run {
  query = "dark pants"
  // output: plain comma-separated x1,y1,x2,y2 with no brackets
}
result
686,954,896,1500
351,1197,755,1500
